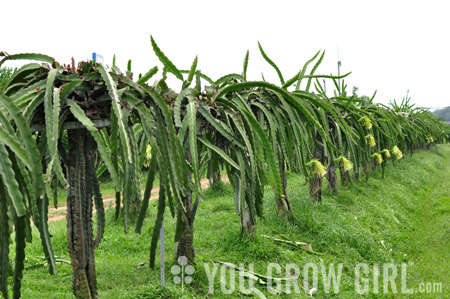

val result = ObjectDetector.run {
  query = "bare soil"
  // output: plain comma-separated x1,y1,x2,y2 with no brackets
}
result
48,177,229,222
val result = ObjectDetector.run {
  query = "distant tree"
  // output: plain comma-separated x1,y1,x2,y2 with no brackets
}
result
0,67,15,90
433,106,450,121
351,86,371,104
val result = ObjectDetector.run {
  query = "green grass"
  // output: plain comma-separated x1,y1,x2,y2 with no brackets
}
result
14,145,450,298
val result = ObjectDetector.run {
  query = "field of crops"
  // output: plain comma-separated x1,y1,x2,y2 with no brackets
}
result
0,38,449,298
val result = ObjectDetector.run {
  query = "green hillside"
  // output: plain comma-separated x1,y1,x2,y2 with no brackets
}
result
433,106,450,121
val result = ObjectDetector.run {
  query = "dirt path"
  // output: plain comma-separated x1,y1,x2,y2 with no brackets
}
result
48,176,229,222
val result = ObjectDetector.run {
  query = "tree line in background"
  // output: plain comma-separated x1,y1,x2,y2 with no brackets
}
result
0,38,449,298
0,67,15,91
433,106,450,122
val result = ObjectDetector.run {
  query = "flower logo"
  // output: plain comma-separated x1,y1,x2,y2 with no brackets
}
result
171,256,195,290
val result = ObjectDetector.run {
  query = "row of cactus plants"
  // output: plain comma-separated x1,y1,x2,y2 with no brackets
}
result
0,38,449,298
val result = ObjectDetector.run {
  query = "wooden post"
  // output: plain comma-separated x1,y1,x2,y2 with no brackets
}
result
160,220,165,288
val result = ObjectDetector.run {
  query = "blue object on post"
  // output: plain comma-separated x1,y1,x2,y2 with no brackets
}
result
92,52,104,64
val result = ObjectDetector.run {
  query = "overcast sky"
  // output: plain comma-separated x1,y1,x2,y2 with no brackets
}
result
1,0,449,108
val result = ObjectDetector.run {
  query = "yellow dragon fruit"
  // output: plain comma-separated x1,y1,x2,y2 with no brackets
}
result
306,159,327,178
371,153,383,164
335,156,353,172
143,144,152,167
366,134,376,147
360,116,373,130
381,149,391,158
392,145,403,160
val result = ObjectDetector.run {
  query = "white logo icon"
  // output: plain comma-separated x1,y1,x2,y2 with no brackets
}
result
171,256,195,290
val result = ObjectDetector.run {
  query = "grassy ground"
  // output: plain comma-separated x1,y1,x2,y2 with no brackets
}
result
14,145,450,298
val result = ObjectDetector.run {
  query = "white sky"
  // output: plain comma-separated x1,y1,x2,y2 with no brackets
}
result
1,0,449,108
